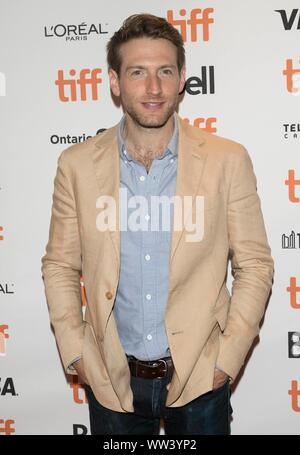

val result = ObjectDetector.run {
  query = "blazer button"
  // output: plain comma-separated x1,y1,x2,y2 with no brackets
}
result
105,291,113,300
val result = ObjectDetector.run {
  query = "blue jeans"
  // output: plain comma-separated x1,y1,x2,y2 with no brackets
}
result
85,375,233,435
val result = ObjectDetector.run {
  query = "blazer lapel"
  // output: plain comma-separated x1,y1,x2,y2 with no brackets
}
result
91,125,120,268
170,116,208,264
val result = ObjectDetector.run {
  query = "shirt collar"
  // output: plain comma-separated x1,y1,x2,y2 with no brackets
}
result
117,114,178,162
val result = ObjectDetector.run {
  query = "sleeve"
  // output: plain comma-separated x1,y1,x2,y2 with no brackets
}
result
216,146,274,380
41,151,86,375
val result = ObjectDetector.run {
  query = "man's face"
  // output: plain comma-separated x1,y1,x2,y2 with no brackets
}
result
109,37,186,129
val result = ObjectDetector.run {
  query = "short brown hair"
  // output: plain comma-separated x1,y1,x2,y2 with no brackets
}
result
106,13,185,76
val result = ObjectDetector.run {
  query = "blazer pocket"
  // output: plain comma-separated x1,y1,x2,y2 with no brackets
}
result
83,307,98,343
214,285,231,331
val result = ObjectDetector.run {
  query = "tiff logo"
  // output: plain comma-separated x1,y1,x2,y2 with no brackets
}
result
0,325,9,356
0,226,3,240
182,117,217,133
70,376,88,404
80,276,87,307
288,332,300,358
282,59,300,95
275,9,300,30
0,420,15,435
167,7,214,42
287,277,300,308
55,68,102,102
289,380,300,411
282,231,300,249
285,169,300,202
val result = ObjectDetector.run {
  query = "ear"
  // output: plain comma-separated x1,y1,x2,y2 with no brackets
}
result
109,69,120,97
179,66,186,94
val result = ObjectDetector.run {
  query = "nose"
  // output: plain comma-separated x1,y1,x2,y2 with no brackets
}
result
146,74,162,96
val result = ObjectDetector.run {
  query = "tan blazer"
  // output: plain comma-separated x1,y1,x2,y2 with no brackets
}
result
41,115,274,412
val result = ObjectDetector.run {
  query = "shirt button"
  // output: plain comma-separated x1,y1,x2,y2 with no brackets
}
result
105,291,113,300
145,214,150,221
139,175,145,181
146,334,152,341
145,254,151,261
146,294,152,300
170,158,174,163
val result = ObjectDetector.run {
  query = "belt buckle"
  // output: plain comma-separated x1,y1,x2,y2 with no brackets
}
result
156,359,168,379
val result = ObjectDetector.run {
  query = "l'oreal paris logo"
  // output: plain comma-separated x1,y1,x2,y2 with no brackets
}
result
44,22,108,41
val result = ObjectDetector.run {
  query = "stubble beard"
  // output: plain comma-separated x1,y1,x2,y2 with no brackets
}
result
122,98,179,129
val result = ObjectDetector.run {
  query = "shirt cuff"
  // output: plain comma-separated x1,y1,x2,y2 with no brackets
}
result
215,364,233,383
68,356,82,371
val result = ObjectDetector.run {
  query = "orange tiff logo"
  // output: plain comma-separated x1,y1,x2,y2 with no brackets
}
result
284,169,300,202
55,68,102,102
70,376,88,404
0,324,9,356
287,277,300,308
0,420,15,435
182,117,217,133
283,59,300,94
166,8,214,42
80,276,87,307
0,226,4,240
289,380,300,412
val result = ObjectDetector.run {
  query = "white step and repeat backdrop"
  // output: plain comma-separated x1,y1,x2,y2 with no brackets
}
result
1,0,299,435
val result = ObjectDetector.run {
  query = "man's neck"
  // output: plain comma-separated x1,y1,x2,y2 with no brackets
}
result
123,114,175,159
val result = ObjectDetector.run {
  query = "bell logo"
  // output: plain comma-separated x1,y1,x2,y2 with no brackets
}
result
283,59,300,95
182,117,217,133
167,8,214,42
182,67,215,95
0,325,9,356
70,376,88,404
0,420,15,435
288,380,300,411
55,68,102,102
284,169,300,202
287,277,300,308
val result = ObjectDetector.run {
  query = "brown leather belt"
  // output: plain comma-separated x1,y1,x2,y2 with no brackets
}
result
127,355,174,380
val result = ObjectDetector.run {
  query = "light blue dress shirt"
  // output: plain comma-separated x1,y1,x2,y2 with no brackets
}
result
113,115,179,361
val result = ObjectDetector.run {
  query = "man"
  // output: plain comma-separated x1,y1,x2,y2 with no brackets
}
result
41,14,274,435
